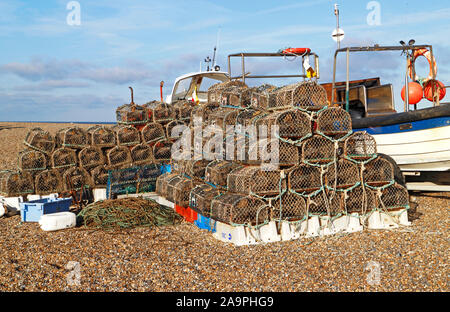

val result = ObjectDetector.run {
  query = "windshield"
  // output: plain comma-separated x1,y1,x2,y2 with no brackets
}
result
173,77,192,101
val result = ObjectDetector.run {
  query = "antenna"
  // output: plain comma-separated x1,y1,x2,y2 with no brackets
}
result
334,3,341,49
212,28,221,67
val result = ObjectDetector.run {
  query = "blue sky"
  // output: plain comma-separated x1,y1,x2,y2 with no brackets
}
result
1,0,450,122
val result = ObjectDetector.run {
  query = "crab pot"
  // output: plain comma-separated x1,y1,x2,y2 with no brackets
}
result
210,193,269,226
51,148,78,171
173,100,195,122
287,163,322,194
292,81,328,110
208,107,236,129
106,146,132,168
205,160,241,188
227,166,285,196
271,190,307,221
236,109,264,128
207,80,247,104
189,184,221,217
144,101,177,125
220,86,255,108
344,185,377,214
113,125,141,146
62,166,92,191
183,159,210,179
166,120,186,139
248,138,300,167
222,109,241,129
276,109,312,139
165,175,186,204
0,171,34,197
307,189,343,216
325,158,360,190
379,183,409,210
34,169,63,195
116,103,148,125
363,156,394,187
344,131,377,161
250,84,277,110
152,139,172,163
156,172,179,198
173,177,200,208
90,165,109,188
254,112,279,140
274,84,296,109
87,126,116,148
302,135,336,165
78,146,105,171
316,107,352,139
55,127,89,149
18,149,47,173
23,127,55,155
141,123,166,144
131,144,154,165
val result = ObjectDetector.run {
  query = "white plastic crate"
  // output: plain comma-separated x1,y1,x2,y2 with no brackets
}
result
93,188,107,202
212,221,280,246
39,211,76,231
367,209,410,229
0,196,23,212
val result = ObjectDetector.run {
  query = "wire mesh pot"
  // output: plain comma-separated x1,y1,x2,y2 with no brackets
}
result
316,107,352,139
208,107,236,129
165,175,185,204
23,127,55,155
249,84,277,110
344,185,377,214
55,127,89,149
113,125,141,146
166,120,187,139
34,169,63,195
344,131,377,161
90,165,109,188
220,86,255,108
144,101,177,125
272,190,307,221
248,138,300,167
307,189,342,216
51,148,78,171
275,109,312,139
0,170,34,197
173,100,195,122
152,139,172,163
292,81,328,110
379,183,409,210
130,144,154,165
210,193,269,226
62,166,92,191
156,172,179,198
205,160,242,188
173,176,201,207
116,103,148,126
189,184,221,216
287,163,322,194
18,149,47,173
207,80,247,104
227,166,285,196
274,84,296,109
302,135,336,165
106,146,132,169
363,156,394,187
325,158,360,190
183,159,211,179
87,125,116,148
78,146,105,171
141,123,166,144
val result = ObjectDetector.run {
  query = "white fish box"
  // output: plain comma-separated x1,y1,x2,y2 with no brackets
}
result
38,212,76,232
213,221,280,246
93,188,107,202
320,213,364,236
27,194,41,201
0,203,5,217
367,209,411,229
280,220,308,241
0,196,23,212
42,193,59,200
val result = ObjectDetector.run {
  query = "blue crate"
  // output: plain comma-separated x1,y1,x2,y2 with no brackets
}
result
19,197,72,222
194,213,216,233
160,164,172,174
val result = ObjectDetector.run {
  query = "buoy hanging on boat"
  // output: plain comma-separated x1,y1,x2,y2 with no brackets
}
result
423,79,446,102
401,82,423,105
407,48,437,82
282,48,311,55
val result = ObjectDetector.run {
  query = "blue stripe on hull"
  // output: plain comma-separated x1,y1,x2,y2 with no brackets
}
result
354,116,450,135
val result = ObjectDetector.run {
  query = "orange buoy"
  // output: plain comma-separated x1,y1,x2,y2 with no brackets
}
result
423,79,446,102
401,82,423,105
282,48,311,55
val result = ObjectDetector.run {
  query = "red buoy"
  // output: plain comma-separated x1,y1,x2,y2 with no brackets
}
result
423,79,446,102
401,82,423,105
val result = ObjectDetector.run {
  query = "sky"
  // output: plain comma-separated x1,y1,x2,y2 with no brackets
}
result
1,0,450,122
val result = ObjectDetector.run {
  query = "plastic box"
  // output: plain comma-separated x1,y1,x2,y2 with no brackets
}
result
184,207,198,223
194,213,216,233
20,197,72,222
39,212,76,231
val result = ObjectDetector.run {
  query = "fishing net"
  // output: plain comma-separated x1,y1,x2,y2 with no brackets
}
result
106,146,132,169
34,169,63,195
108,164,161,196
287,163,322,193
205,160,241,188
144,101,177,125
363,156,394,187
379,183,409,210
131,143,154,165
55,127,89,149
276,109,312,139
292,81,328,110
113,125,141,146
166,120,186,139
316,107,352,139
141,123,166,144
90,165,109,188
152,139,172,163
51,148,78,171
344,186,377,214
0,170,34,197
302,135,336,165
116,103,149,125
344,131,377,161
156,172,179,198
62,166,92,191
78,146,105,171
189,184,221,216
87,125,116,148
272,190,307,221
23,127,55,156
325,158,360,190
210,193,269,226
78,198,182,231
173,100,195,122
18,149,47,173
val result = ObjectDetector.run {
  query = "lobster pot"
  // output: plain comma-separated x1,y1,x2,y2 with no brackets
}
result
227,166,260,194
156,172,179,198
220,86,255,108
183,159,210,179
208,107,236,129
205,160,241,187
236,109,264,129
87,126,116,148
210,193,269,226
207,80,247,104
23,127,55,155
106,146,132,168
344,185,377,214
254,112,279,140
189,184,221,216
288,163,322,194
173,100,195,122
165,175,185,204
0,171,34,197
249,84,277,110
325,158,360,190
153,139,172,162
141,123,166,144
190,105,206,123
108,164,161,195
145,101,177,125
114,125,141,146
78,146,105,171
51,148,78,171
272,191,307,221
308,189,343,216
344,131,377,161
363,157,394,187
379,183,409,210
116,104,148,125
227,166,285,196
302,135,336,165
316,107,352,139
202,124,225,160
62,166,92,191
274,84,296,109
248,138,300,167
18,150,47,173
173,177,200,207
56,127,89,149
35,169,63,195
292,81,328,110
222,109,241,130
131,144,154,165
276,109,312,139
166,120,186,139
90,165,109,188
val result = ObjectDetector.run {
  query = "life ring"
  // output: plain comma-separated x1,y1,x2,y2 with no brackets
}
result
407,48,437,82
282,48,311,55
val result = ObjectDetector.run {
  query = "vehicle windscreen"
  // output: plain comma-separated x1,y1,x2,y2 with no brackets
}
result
173,77,192,101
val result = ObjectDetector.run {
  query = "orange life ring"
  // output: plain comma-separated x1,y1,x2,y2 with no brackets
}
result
282,48,311,55
407,48,437,82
